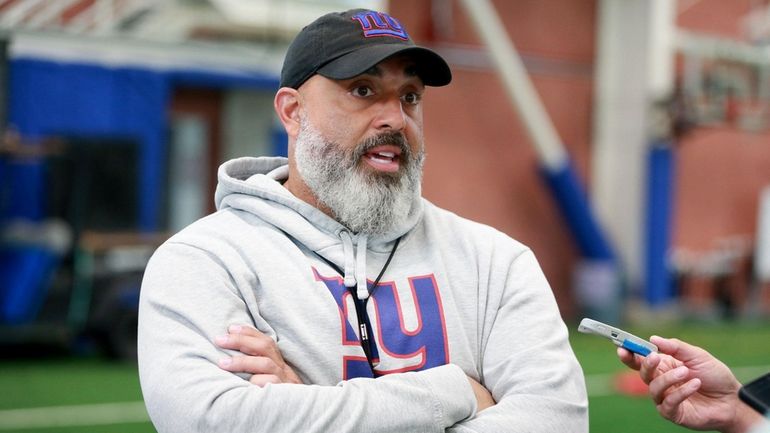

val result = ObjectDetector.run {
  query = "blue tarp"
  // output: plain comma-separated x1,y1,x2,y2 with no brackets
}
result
0,57,280,324
6,59,171,230
3,58,282,229
0,246,57,323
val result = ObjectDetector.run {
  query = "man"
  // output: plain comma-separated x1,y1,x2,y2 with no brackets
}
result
138,8,587,433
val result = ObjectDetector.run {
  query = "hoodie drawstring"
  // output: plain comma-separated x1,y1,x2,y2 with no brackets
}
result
340,231,357,290
355,235,369,301
340,231,371,301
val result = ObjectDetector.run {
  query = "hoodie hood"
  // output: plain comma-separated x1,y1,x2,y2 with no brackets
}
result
214,156,424,300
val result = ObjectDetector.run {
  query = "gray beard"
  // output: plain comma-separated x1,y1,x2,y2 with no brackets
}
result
293,116,424,236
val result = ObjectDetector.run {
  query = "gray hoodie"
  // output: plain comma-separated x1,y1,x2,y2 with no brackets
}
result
138,156,588,433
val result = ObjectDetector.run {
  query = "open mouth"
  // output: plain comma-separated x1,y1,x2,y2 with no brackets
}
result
363,146,402,173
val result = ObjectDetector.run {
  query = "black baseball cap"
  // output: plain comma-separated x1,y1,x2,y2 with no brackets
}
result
280,9,451,89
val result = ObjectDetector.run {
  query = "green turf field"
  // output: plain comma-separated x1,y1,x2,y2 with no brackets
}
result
1,321,768,432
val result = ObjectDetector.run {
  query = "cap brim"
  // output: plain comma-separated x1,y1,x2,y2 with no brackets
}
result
317,45,451,87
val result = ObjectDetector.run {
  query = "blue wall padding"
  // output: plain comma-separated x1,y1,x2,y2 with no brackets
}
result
272,126,288,157
7,59,172,230
5,59,280,229
0,246,57,324
540,158,615,261
644,144,675,306
1,57,280,322
0,159,46,221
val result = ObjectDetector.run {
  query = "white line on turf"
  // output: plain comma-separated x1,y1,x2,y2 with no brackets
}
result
0,401,149,430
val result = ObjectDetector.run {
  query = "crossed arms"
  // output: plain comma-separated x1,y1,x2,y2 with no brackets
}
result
138,234,587,432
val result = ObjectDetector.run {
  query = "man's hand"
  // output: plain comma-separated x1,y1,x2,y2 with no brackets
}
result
215,324,302,387
618,336,762,433
467,376,495,413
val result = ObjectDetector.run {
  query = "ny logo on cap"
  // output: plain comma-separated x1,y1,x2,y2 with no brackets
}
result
351,11,409,40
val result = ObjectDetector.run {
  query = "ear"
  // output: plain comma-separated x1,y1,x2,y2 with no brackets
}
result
274,87,302,139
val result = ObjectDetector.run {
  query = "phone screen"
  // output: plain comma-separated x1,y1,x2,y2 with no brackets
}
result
739,372,770,415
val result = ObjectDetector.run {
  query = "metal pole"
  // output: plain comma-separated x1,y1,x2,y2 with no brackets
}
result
457,0,567,170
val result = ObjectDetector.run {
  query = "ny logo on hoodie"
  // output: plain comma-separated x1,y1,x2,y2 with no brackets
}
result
314,269,449,379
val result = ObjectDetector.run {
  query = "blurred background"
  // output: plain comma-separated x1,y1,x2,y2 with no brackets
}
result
0,0,769,432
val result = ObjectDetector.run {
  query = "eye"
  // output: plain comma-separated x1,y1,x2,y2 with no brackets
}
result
402,92,422,105
352,86,374,98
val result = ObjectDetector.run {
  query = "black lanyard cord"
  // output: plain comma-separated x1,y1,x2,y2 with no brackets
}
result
316,236,402,374
370,236,402,295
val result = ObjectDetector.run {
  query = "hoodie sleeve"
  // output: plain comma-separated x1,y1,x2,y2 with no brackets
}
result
138,241,476,433
447,248,588,433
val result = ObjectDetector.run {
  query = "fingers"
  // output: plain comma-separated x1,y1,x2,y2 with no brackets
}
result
218,354,283,377
648,365,690,404
617,347,642,370
214,324,303,386
639,352,663,384
656,378,701,421
218,353,301,386
218,358,284,387
249,374,283,387
216,325,280,361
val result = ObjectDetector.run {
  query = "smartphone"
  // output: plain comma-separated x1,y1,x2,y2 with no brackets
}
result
578,317,658,356
739,372,770,415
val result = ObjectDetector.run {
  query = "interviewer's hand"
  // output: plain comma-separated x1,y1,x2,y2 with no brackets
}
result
215,324,302,387
618,336,762,433
467,376,495,413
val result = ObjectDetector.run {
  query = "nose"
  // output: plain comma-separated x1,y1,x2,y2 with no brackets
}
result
373,97,406,132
